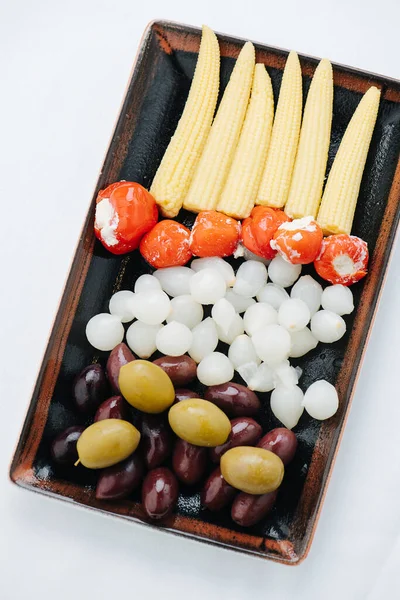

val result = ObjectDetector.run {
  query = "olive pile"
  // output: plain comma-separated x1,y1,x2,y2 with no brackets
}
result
51,343,298,526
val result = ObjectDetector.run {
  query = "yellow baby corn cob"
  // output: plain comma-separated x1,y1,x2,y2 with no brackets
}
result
317,86,380,235
256,51,302,208
284,59,333,219
183,41,255,212
217,64,274,219
150,25,220,217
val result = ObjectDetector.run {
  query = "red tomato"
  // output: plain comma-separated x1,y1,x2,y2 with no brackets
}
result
241,218,262,256
314,234,369,285
140,220,192,268
94,181,158,255
271,217,323,264
249,207,291,259
190,211,240,257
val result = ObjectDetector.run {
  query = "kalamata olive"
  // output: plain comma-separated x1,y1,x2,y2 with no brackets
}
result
153,355,197,387
174,389,199,403
172,439,207,485
210,417,263,463
73,364,108,413
141,467,179,520
94,395,128,422
205,383,260,417
231,490,278,526
220,447,284,495
51,426,85,466
76,419,140,469
201,467,237,511
168,399,231,447
141,414,173,469
106,343,135,393
257,428,298,465
119,360,175,413
96,454,144,500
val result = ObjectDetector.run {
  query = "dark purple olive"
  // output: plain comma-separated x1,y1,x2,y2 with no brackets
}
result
201,467,237,511
231,490,278,527
51,426,85,466
73,364,109,413
96,453,144,500
141,414,173,469
106,343,135,393
210,417,263,463
142,467,179,520
153,355,197,387
257,428,298,465
94,395,128,422
172,439,207,485
205,383,260,417
174,389,199,403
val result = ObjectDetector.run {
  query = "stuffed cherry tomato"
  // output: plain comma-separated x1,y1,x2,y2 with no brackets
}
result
94,181,158,255
271,216,323,264
240,218,262,256
241,207,290,259
140,220,192,268
314,234,369,285
190,211,240,258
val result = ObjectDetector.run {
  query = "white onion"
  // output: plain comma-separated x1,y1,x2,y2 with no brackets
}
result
237,361,259,385
154,266,194,297
270,385,304,429
321,285,354,315
225,289,256,313
289,328,318,358
166,295,203,329
256,283,289,309
86,313,124,351
311,310,346,343
233,243,270,265
302,380,339,420
155,322,193,356
190,268,226,305
268,255,302,288
290,275,322,315
216,313,245,344
188,317,219,363
211,298,236,335
272,360,299,388
197,352,234,386
132,290,171,325
126,321,161,358
191,257,236,286
278,298,310,332
252,324,291,365
243,303,278,336
233,261,268,298
248,363,275,392
134,274,161,294
109,290,135,323
228,334,260,370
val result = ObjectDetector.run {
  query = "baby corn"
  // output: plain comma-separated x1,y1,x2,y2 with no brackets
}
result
150,25,220,217
183,41,255,212
317,86,381,235
284,59,333,219
256,51,302,208
217,64,274,219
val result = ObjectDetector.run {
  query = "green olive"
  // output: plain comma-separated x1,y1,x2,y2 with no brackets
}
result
119,360,175,414
168,399,231,447
220,446,284,494
76,419,140,469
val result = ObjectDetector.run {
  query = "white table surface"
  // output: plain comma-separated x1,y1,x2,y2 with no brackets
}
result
2,1,400,598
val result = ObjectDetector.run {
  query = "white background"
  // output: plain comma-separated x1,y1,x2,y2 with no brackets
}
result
1,1,400,598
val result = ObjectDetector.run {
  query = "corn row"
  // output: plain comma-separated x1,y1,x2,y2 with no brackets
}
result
317,86,381,235
256,51,302,208
150,25,220,217
284,59,333,219
217,64,274,219
183,41,255,212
